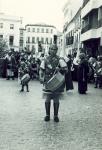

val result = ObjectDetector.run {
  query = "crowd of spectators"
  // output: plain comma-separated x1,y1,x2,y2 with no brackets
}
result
0,50,44,81
0,49,102,90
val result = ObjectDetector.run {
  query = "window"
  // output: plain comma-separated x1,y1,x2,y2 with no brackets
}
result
27,28,30,32
0,35,3,39
36,37,39,42
32,37,35,43
45,37,48,44
51,29,53,33
37,28,39,33
32,28,35,32
10,24,14,29
0,23,3,28
46,29,48,33
9,36,14,46
42,28,44,33
20,37,23,40
27,37,30,43
50,38,52,44
32,45,35,51
20,30,23,35
20,38,23,47
41,37,44,44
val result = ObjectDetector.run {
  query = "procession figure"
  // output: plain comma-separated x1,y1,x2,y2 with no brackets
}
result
40,44,67,122
65,54,74,93
93,56,102,88
18,59,30,92
5,51,16,80
77,53,89,94
20,69,30,92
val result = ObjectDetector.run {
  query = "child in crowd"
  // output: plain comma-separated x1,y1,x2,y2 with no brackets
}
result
18,60,30,92
20,69,30,92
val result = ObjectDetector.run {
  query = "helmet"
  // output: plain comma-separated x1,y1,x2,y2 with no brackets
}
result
50,44,58,51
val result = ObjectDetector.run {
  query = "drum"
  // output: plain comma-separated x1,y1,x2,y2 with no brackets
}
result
21,74,30,85
45,72,65,92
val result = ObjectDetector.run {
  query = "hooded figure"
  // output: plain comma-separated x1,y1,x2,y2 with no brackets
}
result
77,53,89,94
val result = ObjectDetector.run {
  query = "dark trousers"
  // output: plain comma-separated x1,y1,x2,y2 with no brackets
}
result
45,93,59,117
21,83,29,91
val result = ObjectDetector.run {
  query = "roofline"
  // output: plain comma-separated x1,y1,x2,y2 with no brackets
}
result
25,24,56,29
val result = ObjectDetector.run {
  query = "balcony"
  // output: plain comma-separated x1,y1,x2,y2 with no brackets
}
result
81,24,91,34
81,23,98,34
81,28,98,42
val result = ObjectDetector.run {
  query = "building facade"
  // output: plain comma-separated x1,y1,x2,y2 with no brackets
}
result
63,20,75,55
73,8,82,57
19,28,26,51
0,13,22,51
63,5,82,56
81,0,102,57
24,24,57,55
57,32,63,56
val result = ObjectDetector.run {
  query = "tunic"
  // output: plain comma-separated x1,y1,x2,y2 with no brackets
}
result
40,55,67,98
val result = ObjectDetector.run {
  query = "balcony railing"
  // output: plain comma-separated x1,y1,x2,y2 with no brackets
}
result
81,24,91,34
81,23,98,34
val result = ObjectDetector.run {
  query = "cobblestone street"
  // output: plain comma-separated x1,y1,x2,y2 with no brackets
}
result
0,79,102,150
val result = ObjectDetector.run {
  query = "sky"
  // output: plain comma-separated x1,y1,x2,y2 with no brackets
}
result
0,0,82,31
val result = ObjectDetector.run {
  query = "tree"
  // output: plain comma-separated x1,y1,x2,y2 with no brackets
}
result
0,39,8,58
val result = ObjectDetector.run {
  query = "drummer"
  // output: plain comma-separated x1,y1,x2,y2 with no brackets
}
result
40,44,67,122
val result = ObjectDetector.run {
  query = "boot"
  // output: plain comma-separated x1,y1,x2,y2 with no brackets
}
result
12,76,15,80
54,103,59,122
94,82,97,88
94,78,98,88
26,84,29,92
6,76,10,80
44,102,51,121
20,85,24,92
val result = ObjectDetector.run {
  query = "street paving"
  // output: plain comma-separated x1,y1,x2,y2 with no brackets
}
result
0,78,102,150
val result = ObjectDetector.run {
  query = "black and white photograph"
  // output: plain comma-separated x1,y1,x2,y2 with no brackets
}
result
0,0,102,149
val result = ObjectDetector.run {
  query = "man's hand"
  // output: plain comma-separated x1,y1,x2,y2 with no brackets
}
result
56,67,60,72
